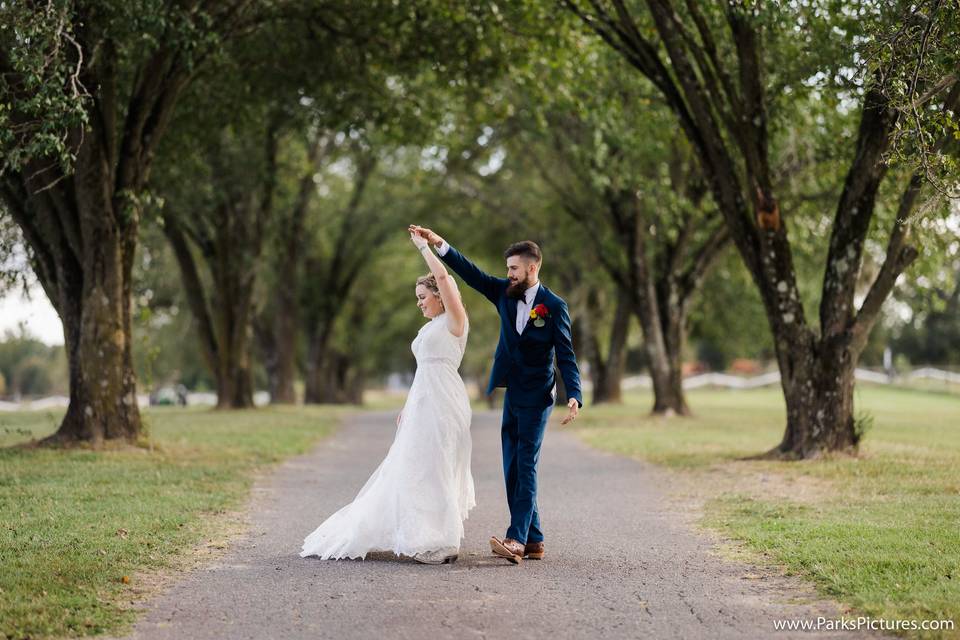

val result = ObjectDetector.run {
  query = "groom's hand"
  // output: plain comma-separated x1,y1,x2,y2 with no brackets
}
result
560,398,580,425
408,224,444,248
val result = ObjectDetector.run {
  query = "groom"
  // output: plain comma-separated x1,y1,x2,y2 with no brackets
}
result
409,225,583,565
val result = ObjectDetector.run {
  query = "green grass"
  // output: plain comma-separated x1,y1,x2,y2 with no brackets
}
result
0,405,342,640
571,385,960,638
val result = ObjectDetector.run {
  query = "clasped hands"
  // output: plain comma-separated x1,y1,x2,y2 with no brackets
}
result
410,231,428,250
409,224,443,248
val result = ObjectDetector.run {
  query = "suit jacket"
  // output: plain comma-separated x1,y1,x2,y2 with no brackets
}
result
440,245,583,409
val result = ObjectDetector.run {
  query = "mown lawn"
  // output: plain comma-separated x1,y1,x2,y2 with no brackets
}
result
570,385,960,639
0,406,341,640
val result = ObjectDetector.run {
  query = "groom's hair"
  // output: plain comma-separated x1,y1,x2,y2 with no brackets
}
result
504,240,542,264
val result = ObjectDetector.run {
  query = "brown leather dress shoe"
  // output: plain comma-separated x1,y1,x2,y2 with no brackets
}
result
524,541,544,559
489,536,524,564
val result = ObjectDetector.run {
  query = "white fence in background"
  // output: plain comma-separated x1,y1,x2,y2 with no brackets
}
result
2,369,957,411
611,367,960,391
0,391,270,412
909,367,960,384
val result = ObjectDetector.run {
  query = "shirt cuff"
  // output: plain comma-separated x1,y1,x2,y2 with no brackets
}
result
437,240,450,256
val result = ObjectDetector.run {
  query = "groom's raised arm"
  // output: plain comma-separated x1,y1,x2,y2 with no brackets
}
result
553,300,583,408
436,241,505,305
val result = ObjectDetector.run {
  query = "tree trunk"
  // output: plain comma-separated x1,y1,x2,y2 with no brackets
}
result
770,334,859,458
655,302,690,417
634,305,685,415
645,342,688,416
214,339,255,409
52,233,142,443
303,322,337,404
298,150,383,406
628,216,690,417
211,295,255,409
8,138,146,445
345,366,365,405
269,292,298,403
253,131,326,405
254,297,297,404
303,312,366,405
576,299,606,401
163,210,257,409
304,342,354,404
588,293,630,404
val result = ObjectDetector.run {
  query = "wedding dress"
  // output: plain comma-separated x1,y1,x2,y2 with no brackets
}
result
300,312,475,560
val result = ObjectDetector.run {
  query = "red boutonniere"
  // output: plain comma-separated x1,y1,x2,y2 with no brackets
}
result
529,303,550,328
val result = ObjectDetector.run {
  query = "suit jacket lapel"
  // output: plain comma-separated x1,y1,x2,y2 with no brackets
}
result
507,296,519,336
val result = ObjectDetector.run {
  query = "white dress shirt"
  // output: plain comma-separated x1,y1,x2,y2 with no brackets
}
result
514,281,541,334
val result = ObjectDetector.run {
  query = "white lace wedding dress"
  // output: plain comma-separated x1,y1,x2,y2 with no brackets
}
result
300,312,475,560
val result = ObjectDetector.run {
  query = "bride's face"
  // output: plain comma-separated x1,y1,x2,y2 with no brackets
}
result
416,284,443,318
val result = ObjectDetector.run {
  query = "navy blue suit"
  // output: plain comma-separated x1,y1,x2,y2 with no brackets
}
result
440,245,583,544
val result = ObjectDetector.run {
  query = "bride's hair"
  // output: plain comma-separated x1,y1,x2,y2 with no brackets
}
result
416,273,463,311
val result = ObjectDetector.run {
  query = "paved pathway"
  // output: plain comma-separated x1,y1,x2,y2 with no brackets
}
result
112,410,873,639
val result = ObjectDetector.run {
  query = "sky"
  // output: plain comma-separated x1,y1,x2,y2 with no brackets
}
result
0,284,64,345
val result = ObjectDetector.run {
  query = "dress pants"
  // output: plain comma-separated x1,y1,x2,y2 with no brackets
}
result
501,390,553,544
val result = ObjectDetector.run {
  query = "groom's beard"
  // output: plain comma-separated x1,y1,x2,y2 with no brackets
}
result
506,278,530,300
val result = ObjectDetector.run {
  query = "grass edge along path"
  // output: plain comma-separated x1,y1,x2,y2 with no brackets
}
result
0,405,343,640
569,386,960,640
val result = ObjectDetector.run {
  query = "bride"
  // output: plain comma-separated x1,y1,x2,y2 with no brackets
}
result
299,230,475,564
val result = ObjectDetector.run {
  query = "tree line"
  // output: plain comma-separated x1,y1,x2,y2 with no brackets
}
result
1,0,957,459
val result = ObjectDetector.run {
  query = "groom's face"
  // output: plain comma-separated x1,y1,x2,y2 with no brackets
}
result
505,256,537,299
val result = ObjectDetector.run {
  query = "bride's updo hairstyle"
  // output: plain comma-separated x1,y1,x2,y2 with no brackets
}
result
416,273,463,312
416,274,442,305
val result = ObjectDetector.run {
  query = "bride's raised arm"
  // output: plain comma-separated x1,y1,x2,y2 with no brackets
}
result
411,232,467,337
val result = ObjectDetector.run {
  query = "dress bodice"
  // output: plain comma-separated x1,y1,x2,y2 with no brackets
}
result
411,313,468,368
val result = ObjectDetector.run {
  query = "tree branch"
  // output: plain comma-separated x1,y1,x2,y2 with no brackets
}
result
678,218,729,298
162,212,219,372
726,6,772,193
849,174,921,353
851,79,960,349
0,179,60,299
818,83,898,338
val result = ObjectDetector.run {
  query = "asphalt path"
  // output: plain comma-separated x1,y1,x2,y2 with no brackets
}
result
111,409,875,640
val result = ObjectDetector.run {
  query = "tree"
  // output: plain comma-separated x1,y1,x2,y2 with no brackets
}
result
166,2,526,406
0,325,67,399
0,1,270,442
509,47,729,411
252,129,329,404
562,0,960,456
300,139,383,403
158,121,280,408
1,1,528,427
417,108,633,406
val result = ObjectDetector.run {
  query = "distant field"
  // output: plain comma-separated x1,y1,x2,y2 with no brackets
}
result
0,406,341,640
570,386,960,639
